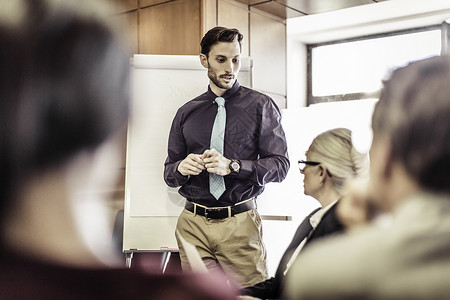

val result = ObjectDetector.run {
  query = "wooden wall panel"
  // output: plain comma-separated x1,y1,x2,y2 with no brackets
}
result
249,10,286,107
113,0,138,13
115,11,139,54
202,0,217,34
140,0,169,7
217,0,249,57
139,0,201,54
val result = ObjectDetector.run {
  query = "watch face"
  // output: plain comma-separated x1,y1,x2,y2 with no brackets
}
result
230,160,240,172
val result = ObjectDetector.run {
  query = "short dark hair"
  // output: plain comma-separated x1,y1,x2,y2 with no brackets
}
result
18,0,129,168
200,26,243,57
372,56,450,194
0,0,130,212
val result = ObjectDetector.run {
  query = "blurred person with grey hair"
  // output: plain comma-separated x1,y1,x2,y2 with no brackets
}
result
284,56,450,299
241,127,369,299
0,0,236,299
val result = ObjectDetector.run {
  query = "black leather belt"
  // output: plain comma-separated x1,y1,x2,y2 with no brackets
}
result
184,198,256,219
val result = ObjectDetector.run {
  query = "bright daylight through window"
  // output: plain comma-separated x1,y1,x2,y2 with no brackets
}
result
310,28,442,102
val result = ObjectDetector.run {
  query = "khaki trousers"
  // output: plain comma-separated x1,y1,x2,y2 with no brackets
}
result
176,208,268,288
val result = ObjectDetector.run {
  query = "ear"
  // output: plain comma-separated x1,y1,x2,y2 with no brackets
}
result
318,165,327,183
370,136,394,179
383,142,395,179
199,54,209,69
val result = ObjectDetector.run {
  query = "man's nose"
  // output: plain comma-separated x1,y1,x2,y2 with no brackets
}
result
224,60,233,73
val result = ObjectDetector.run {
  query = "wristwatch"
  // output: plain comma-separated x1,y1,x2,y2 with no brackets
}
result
229,159,241,174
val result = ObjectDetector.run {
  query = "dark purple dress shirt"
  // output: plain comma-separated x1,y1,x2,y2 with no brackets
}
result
164,81,289,207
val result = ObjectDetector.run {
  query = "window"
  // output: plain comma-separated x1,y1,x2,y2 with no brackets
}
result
307,26,442,105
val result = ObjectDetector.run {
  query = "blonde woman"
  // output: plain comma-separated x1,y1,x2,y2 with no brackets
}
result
284,56,450,300
241,127,369,299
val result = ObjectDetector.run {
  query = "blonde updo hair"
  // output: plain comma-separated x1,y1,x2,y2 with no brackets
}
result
307,128,369,195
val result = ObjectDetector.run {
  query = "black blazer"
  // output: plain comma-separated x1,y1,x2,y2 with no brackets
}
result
241,202,344,299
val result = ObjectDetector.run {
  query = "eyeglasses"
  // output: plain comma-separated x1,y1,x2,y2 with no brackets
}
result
298,160,332,177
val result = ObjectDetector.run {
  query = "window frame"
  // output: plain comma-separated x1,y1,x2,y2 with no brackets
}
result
306,24,443,106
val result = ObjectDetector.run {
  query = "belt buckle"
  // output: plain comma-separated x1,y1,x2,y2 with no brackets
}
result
204,207,218,219
204,207,226,219
204,209,211,219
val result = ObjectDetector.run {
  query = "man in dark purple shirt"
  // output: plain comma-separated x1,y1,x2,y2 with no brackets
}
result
164,26,290,288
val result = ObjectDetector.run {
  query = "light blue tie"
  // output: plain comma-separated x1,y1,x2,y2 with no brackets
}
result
209,97,226,200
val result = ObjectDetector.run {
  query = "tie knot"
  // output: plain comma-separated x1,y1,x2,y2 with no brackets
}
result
215,97,225,107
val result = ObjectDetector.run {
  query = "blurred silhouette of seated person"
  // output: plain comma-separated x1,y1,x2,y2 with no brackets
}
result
0,0,236,299
284,56,450,299
241,128,369,299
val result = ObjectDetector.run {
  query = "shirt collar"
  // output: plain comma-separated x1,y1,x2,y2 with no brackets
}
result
207,80,240,99
309,200,338,229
